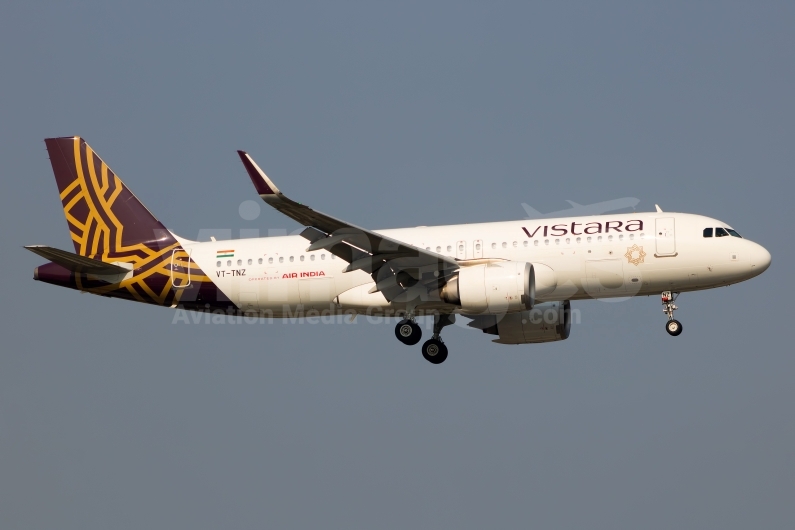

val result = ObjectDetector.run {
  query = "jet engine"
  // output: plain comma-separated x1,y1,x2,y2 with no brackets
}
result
441,261,534,314
467,300,572,344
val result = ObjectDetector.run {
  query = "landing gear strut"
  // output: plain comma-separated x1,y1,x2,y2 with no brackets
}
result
661,291,683,336
422,313,454,364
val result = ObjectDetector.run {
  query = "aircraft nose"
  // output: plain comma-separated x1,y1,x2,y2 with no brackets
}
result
749,243,771,273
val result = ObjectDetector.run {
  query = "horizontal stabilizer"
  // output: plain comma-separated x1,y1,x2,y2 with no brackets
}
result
25,245,132,275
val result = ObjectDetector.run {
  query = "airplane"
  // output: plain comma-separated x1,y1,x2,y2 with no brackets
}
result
27,137,772,364
521,197,640,219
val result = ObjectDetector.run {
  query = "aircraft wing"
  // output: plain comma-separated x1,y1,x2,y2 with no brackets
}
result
237,151,459,302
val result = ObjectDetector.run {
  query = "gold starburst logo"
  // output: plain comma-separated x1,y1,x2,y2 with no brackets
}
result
624,244,646,265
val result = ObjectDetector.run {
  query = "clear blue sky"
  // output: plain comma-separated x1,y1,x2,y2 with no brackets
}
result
2,2,793,528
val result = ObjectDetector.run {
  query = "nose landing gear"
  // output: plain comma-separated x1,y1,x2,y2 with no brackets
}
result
662,291,683,336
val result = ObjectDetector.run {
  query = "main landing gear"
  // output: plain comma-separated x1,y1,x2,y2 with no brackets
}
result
422,313,455,365
394,313,455,364
422,339,447,364
395,318,422,345
661,291,683,336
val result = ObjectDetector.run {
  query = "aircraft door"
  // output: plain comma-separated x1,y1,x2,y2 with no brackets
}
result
456,240,467,260
473,239,483,259
655,217,677,256
170,248,192,289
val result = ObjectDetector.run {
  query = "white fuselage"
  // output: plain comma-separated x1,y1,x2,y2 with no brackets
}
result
178,212,770,316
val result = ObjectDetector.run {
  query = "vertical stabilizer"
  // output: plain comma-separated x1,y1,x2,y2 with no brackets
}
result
45,137,177,263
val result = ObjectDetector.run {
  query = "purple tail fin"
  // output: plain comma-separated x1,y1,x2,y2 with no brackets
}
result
45,137,177,262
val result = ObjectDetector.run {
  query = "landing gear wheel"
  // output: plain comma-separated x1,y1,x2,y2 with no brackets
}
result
422,339,448,364
395,319,422,345
666,319,683,336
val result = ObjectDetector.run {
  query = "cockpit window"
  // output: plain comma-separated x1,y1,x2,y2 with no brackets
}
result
726,228,742,238
715,227,729,237
703,228,713,238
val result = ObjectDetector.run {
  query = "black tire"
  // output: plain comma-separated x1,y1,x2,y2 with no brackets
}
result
666,319,683,336
421,339,448,364
395,319,422,345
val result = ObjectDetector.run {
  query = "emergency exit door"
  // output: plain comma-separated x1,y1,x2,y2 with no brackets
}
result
456,240,466,260
473,239,483,259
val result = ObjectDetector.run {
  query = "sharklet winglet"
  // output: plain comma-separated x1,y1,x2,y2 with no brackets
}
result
237,151,280,196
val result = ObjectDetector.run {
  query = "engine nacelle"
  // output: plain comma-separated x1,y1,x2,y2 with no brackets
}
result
468,300,572,344
532,263,558,300
441,261,535,314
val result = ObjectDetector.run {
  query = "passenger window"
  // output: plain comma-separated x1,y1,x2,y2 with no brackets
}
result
544,239,549,245
587,236,592,243
258,258,263,264
618,235,623,241
629,234,634,240
289,256,294,262
268,257,273,264
436,246,441,252
727,228,742,238
703,228,713,238
715,227,729,237
523,241,528,247
279,257,284,263
502,242,507,248
576,237,581,243
458,244,464,252
248,259,252,265
300,255,305,262
512,241,517,247
555,239,560,245
491,243,496,249
216,261,221,267
331,254,336,259
227,260,232,267
310,255,315,261
476,243,481,250
447,245,452,252
608,235,613,241
598,236,603,242
237,259,242,266
565,238,570,244
321,254,325,260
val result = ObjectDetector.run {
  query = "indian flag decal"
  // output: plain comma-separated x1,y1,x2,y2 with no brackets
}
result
216,249,234,258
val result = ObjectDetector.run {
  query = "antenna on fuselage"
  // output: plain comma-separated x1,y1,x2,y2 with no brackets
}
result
655,204,663,213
